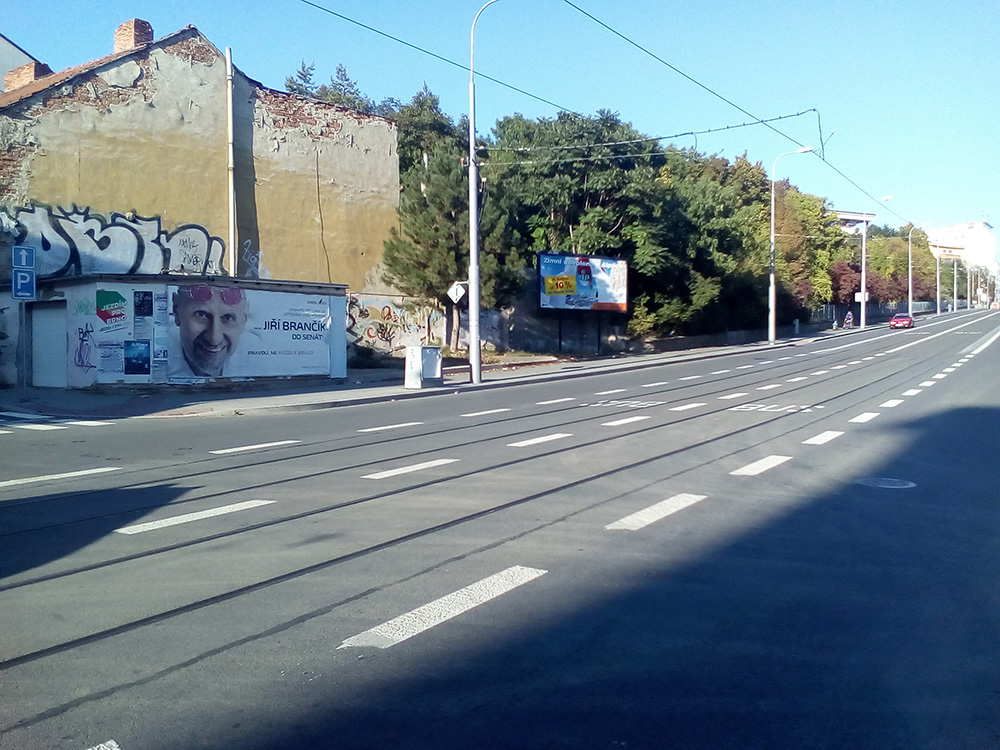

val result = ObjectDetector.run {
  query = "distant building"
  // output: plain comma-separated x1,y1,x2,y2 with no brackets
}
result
926,221,997,274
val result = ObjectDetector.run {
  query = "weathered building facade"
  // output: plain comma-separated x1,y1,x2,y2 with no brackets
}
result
0,19,398,288
0,19,401,388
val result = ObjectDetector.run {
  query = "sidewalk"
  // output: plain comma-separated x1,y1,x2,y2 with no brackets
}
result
0,337,821,420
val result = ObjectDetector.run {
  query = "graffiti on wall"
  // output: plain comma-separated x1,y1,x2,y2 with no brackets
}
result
0,203,225,278
346,294,445,352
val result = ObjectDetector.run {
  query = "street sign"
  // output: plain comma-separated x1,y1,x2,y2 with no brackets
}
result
447,281,467,304
854,291,870,302
11,245,35,301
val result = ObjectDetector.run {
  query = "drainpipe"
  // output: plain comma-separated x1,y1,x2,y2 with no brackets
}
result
226,47,237,277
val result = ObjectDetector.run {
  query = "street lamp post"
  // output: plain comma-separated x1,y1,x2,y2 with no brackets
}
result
467,0,501,385
769,146,813,344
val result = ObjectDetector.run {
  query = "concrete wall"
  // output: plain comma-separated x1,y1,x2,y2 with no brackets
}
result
0,26,398,292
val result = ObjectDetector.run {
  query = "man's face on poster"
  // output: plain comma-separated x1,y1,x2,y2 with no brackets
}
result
173,285,247,376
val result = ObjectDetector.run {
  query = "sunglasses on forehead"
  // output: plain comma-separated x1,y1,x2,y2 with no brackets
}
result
181,286,243,305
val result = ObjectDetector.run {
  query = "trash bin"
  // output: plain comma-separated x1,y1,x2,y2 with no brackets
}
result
404,346,443,389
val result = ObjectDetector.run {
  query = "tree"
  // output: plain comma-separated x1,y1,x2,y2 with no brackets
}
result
392,85,459,174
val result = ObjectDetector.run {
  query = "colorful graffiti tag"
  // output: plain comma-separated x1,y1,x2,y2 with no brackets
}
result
346,294,445,352
0,203,226,278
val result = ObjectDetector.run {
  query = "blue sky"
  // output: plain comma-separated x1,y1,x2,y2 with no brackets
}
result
5,0,998,233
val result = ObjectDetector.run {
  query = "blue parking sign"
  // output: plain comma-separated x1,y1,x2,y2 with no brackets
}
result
13,268,36,300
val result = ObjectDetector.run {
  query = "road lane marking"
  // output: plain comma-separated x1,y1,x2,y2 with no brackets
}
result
461,408,511,417
210,440,301,455
0,467,121,489
641,381,669,388
678,375,701,381
950,362,963,367
14,423,68,431
810,370,830,376
943,367,956,373
848,360,862,365
62,420,113,426
971,328,1000,354
362,458,459,479
669,403,706,411
710,369,731,375
803,431,845,445
536,397,575,405
918,380,936,387
602,416,651,427
831,365,847,370
357,422,423,433
508,433,572,447
932,373,947,379
595,389,627,395
338,566,547,649
757,360,774,365
606,493,707,530
786,376,808,383
849,412,879,423
114,500,276,535
902,389,922,396
718,392,748,400
84,742,121,750
0,429,10,434
879,399,904,408
756,384,781,390
736,365,754,370
731,455,792,476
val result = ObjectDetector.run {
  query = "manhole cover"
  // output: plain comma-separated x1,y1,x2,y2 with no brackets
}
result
856,477,916,489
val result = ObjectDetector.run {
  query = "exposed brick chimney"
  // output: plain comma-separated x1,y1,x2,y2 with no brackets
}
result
114,19,153,53
4,61,53,92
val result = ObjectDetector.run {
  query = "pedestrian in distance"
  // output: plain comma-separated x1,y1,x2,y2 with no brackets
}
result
844,310,854,329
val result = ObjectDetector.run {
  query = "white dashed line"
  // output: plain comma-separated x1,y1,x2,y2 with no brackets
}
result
848,360,862,365
0,429,10,435
831,365,847,370
114,500,276,535
606,493,707,531
802,431,844,445
879,399,904,408
678,375,702,381
756,384,781,391
508,433,572,447
950,362,963,367
641,382,668,388
602,416,651,427
669,403,707,412
757,360,774,365
862,357,875,361
338,566,547,649
595,389,627,395
849,412,879,423
786,376,808,382
536,397,575,405
730,455,792,476
943,367,956,373
84,742,121,750
210,440,301,455
357,422,423,433
736,365,754,370
902,389,922,396
15,423,68,431
0,467,121,490
362,458,459,479
932,373,947,380
718,392,749,400
918,381,936,387
461,408,511,417
710,369,731,375
810,370,830,376
62,420,113,426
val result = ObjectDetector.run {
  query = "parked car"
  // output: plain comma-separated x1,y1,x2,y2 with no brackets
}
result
889,313,914,329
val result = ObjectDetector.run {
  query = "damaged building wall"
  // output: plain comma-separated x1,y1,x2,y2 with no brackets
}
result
0,23,399,293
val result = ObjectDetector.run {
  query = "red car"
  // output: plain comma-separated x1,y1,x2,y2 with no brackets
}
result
889,313,914,329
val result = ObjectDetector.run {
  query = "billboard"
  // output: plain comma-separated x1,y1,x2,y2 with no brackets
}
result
538,253,628,312
167,285,332,381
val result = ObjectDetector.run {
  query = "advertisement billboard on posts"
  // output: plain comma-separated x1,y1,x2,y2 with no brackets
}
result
538,253,628,312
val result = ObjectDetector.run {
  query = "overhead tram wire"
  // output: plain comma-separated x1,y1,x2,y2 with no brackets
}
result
296,0,577,116
561,0,912,224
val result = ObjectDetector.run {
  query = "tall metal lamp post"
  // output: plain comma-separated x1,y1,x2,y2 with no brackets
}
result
467,0,501,384
769,146,813,344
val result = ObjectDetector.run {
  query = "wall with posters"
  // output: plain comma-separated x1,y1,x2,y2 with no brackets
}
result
0,278,347,388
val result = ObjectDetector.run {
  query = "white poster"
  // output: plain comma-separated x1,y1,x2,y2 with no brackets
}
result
167,285,332,381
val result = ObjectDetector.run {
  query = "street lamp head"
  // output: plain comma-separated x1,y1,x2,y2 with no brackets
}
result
796,146,814,154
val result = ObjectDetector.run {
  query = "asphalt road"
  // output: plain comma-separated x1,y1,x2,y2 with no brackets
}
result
2,310,1000,750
